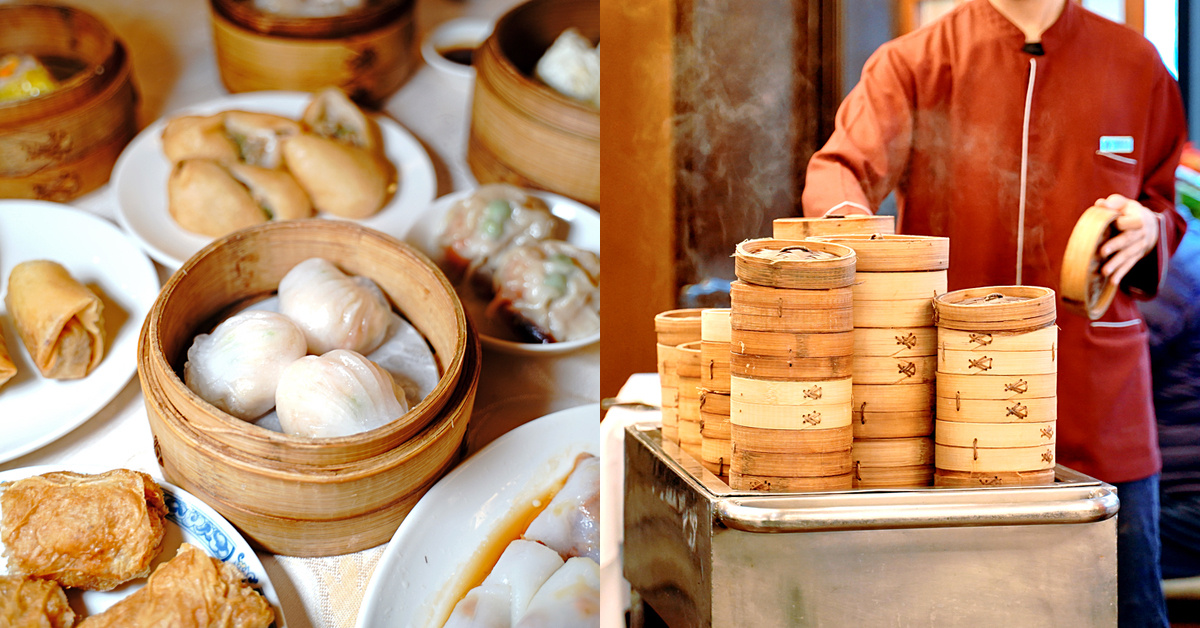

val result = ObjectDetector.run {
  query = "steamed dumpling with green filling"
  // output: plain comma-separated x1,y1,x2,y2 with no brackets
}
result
184,311,307,420
274,349,409,438
277,258,393,355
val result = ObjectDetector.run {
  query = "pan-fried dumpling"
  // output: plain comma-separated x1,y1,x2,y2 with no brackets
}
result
160,113,240,164
277,258,393,355
513,557,600,627
274,349,409,438
282,133,392,218
227,162,314,221
223,110,301,169
488,240,600,343
301,87,382,152
168,159,269,237
184,310,307,420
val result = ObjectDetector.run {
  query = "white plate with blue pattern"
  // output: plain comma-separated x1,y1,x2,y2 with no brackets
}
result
0,466,285,626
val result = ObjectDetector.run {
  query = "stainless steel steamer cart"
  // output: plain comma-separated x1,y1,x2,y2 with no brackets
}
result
624,424,1119,627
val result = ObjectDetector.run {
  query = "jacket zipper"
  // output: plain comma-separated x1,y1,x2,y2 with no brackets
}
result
1017,57,1037,285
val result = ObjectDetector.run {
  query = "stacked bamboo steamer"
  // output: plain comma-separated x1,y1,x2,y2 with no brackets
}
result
699,308,732,479
654,309,705,446
728,238,858,492
675,340,704,461
811,234,948,488
932,286,1058,487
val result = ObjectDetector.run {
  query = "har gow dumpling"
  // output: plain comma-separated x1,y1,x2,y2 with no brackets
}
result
184,310,307,420
275,349,409,438
277,258,393,355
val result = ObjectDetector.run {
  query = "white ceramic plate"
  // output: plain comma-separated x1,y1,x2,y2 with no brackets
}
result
0,202,160,463
405,188,600,355
112,91,437,268
0,465,285,626
355,404,599,628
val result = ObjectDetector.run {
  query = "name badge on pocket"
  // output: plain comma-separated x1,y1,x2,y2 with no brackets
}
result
1100,136,1134,154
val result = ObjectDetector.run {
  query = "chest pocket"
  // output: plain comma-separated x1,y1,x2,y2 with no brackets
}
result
1092,151,1140,199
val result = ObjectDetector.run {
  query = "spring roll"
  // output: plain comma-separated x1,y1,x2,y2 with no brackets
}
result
0,576,76,628
0,328,15,388
5,261,105,379
77,544,274,628
1,469,166,591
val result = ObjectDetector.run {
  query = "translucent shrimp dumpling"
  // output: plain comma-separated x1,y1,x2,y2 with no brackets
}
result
275,349,409,438
277,258,393,355
184,311,307,420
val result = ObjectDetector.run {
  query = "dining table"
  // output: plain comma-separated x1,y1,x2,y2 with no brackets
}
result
0,0,600,626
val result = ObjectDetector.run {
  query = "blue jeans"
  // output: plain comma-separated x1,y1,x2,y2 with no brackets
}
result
1115,475,1168,627
1160,488,1200,579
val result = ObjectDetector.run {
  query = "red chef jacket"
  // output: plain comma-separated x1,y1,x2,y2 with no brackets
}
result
802,0,1188,483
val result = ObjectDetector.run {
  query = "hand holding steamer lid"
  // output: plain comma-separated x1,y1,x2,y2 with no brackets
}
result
1061,194,1161,320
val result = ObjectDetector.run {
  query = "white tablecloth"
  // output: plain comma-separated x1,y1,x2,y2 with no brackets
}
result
0,1,599,626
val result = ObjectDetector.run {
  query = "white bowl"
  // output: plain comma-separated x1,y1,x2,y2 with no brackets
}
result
420,17,493,80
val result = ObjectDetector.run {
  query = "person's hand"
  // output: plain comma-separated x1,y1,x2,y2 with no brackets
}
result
1095,194,1160,286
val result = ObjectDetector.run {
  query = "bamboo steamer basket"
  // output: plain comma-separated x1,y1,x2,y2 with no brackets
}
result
772,214,895,240
700,389,730,415
852,355,936,385
700,308,731,392
468,0,599,206
938,347,1057,376
933,286,1057,332
731,329,855,359
852,382,934,414
700,308,731,343
730,352,852,380
935,396,1057,424
734,239,856,290
729,280,853,310
1060,206,1121,320
730,471,853,492
730,376,853,406
853,464,934,488
679,418,702,460
938,325,1058,352
809,234,949,272
730,399,853,430
139,220,479,556
853,409,934,440
731,309,855,334
701,435,730,478
655,343,679,444
209,0,416,104
655,308,705,347
853,327,937,357
935,419,1057,449
854,298,935,328
936,372,1057,401
851,270,947,303
0,4,137,202
934,468,1056,488
700,407,730,441
675,341,703,379
935,443,1056,473
730,424,853,455
732,447,853,477
851,437,934,468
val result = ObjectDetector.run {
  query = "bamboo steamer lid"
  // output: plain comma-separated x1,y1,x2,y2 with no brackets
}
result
702,436,731,478
732,447,853,477
854,298,935,328
1060,205,1121,320
935,419,1057,448
734,239,857,290
935,396,1057,423
655,308,705,347
773,214,895,240
730,352,853,380
730,376,852,406
854,327,937,357
852,270,947,302
700,389,731,415
937,326,1058,352
851,437,934,468
730,329,855,359
731,399,853,430
809,234,949,272
933,286,1056,332
730,280,853,310
853,409,934,440
936,372,1057,401
731,424,853,455
700,407,730,440
730,470,854,493
934,468,1055,488
938,347,1057,376
852,382,934,413
935,443,1056,472
853,464,934,488
730,309,855,333
852,355,937,385
700,307,732,342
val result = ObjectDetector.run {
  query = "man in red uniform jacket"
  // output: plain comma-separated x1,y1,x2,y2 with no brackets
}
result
801,1,1187,625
